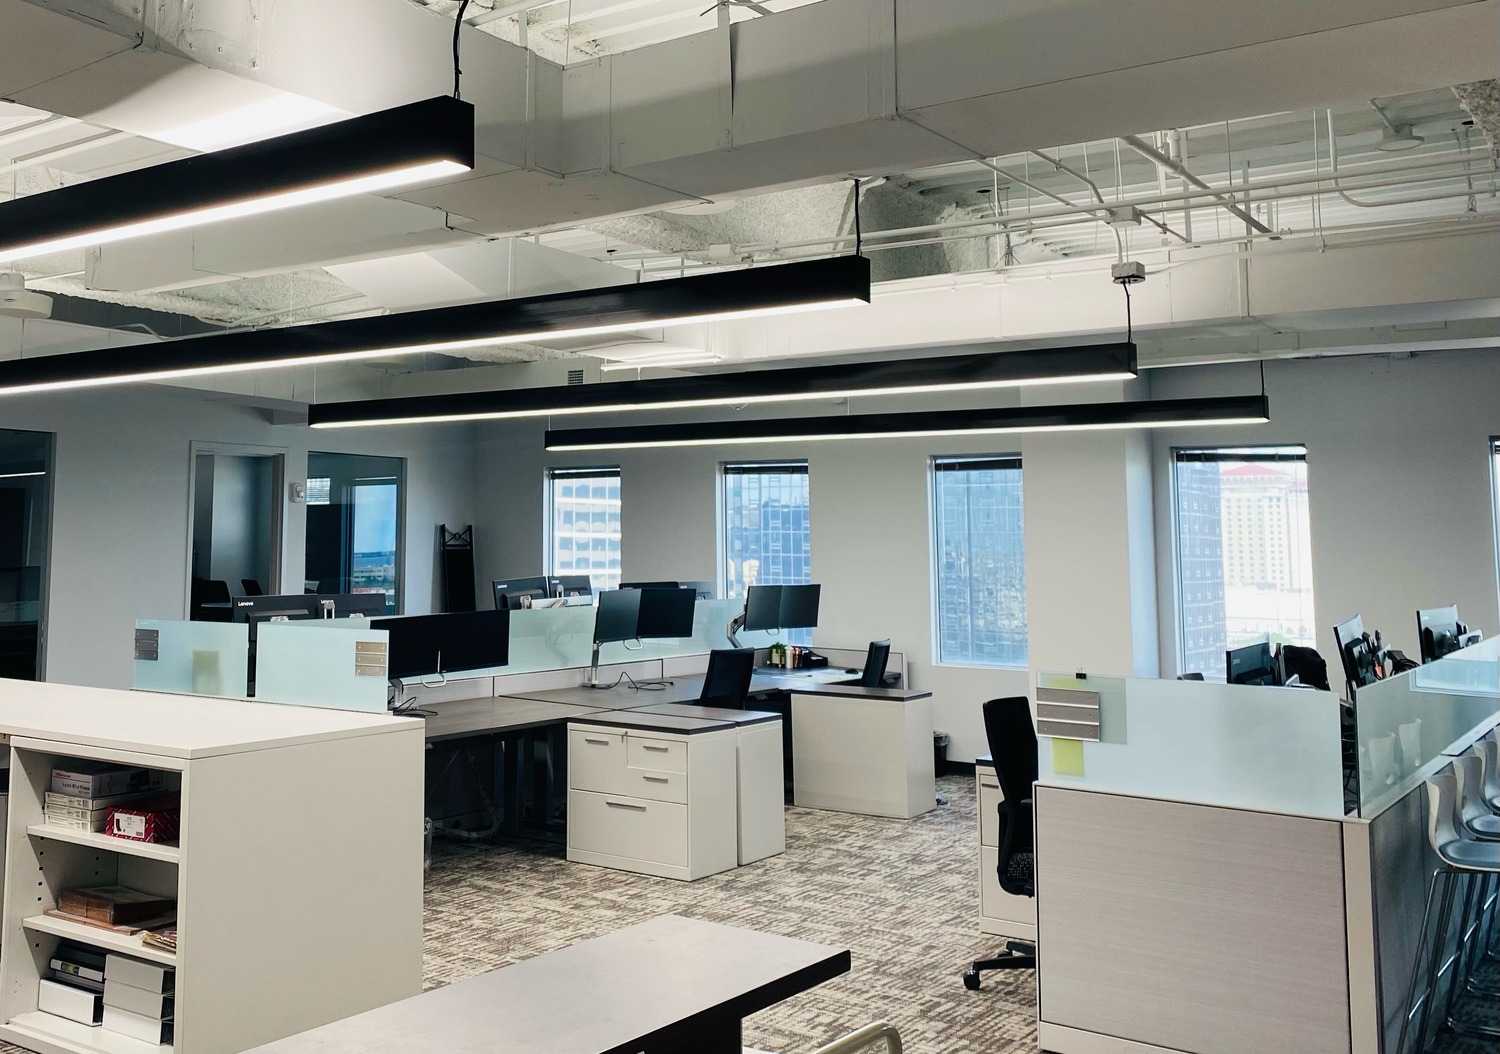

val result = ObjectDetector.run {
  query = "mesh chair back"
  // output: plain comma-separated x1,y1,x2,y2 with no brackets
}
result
983,697,1038,898
700,648,756,708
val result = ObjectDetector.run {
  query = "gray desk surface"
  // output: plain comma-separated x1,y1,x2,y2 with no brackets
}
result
784,682,933,702
422,695,606,741
627,702,781,727
240,914,849,1054
506,681,707,707
569,709,741,735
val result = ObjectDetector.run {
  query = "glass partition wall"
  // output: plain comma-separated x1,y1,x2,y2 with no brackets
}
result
306,452,405,615
0,429,52,680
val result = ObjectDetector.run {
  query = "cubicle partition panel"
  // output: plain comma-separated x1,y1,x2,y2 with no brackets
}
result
253,620,390,713
133,619,250,699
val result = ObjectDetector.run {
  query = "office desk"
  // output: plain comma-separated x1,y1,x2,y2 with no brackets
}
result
241,915,850,1054
788,684,936,818
422,694,609,742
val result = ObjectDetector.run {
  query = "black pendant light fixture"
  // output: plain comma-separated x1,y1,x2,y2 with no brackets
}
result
0,96,475,265
0,256,871,396
543,394,1270,450
307,341,1136,428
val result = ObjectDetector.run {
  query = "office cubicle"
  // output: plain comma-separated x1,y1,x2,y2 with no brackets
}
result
1031,644,1499,1054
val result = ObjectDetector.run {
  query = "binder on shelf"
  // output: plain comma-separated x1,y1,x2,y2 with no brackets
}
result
38,979,104,1025
102,1005,173,1044
104,954,174,995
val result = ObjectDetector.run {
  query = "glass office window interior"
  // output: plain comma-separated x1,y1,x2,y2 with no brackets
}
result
932,456,1026,667
1175,446,1314,680
0,429,51,680
722,462,812,643
548,467,622,592
305,452,405,614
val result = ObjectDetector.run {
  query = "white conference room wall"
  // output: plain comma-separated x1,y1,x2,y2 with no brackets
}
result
1149,349,1500,675
2,386,477,689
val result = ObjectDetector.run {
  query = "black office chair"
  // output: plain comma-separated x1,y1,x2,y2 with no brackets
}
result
193,579,233,623
856,639,892,688
699,648,756,708
241,579,264,597
963,696,1038,990
1280,644,1330,691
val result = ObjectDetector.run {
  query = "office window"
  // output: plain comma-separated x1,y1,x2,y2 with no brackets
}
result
1174,446,1314,680
548,467,621,592
721,462,811,598
305,453,404,614
931,456,1026,667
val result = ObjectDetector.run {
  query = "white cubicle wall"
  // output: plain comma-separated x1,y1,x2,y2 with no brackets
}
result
132,620,249,699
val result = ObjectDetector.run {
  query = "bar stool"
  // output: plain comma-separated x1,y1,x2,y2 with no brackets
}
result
1396,769,1500,1054
1446,756,1499,1008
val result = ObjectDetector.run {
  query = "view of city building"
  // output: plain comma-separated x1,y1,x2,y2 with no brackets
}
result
722,463,812,642
932,457,1026,667
1176,448,1315,679
548,468,622,592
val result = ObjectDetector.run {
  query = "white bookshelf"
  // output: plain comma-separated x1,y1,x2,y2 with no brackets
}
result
0,680,425,1054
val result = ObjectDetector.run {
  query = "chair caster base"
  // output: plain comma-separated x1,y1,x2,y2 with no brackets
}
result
962,968,981,991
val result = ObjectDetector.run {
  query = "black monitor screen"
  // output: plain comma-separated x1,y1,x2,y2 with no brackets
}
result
1226,640,1276,686
1417,604,1462,663
1332,614,1368,693
232,594,320,622
594,589,642,644
379,610,509,680
636,587,697,639
743,585,783,631
550,575,593,598
324,593,390,617
778,584,821,630
493,577,550,609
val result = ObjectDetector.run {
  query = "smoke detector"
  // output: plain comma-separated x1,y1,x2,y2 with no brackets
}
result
0,273,53,320
1376,124,1424,151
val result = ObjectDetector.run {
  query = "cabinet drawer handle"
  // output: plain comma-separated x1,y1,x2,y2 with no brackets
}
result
641,744,670,753
606,801,648,811
980,780,999,790
584,737,611,746
642,775,670,783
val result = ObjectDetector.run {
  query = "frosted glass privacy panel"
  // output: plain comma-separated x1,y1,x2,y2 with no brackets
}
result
1355,637,1500,817
133,619,249,699
1035,672,1346,818
506,606,596,674
254,619,389,713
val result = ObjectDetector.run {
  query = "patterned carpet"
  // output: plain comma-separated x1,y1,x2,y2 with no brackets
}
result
423,774,1037,1054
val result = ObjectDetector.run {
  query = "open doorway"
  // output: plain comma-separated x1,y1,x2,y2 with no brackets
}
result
0,428,53,679
188,444,285,620
305,452,405,615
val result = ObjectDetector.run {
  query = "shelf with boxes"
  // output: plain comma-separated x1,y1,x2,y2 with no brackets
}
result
4,750,181,1054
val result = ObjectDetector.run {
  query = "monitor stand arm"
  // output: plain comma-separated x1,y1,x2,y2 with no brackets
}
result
726,611,746,648
583,642,604,687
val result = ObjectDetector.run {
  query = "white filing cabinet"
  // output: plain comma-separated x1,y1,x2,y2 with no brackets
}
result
567,715,739,881
791,686,935,819
976,756,1037,942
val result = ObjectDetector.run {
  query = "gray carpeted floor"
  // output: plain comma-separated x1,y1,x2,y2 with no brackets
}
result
423,773,1034,1054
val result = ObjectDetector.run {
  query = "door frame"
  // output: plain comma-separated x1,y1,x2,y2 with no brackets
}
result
184,441,288,616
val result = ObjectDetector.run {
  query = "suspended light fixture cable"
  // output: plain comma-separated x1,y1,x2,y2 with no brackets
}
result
453,0,473,99
852,178,863,256
1122,279,1132,342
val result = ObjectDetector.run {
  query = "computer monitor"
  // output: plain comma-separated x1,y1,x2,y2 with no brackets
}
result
550,575,593,598
1226,640,1278,686
378,609,509,682
855,639,892,688
586,589,643,686
680,580,716,600
492,577,550,610
1332,614,1378,698
1417,604,1464,664
743,585,784,632
778,584,821,629
635,587,697,639
620,581,679,590
323,593,390,617
232,594,320,624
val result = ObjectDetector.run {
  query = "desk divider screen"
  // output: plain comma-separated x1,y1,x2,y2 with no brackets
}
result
254,619,390,713
133,619,249,699
1035,672,1346,819
1353,636,1500,817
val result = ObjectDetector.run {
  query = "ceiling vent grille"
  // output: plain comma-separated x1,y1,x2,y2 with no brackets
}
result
566,368,585,385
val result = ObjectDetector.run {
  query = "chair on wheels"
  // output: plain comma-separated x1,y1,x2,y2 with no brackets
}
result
963,696,1038,990
699,648,756,708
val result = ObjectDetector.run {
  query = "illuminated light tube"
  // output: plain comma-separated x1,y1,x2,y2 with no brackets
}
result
0,96,475,264
0,256,871,397
543,395,1270,451
306,336,1133,428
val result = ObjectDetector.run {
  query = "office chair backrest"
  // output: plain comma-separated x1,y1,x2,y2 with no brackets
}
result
1280,644,1330,691
700,648,756,708
983,697,1039,899
858,639,892,688
202,579,231,603
241,579,264,597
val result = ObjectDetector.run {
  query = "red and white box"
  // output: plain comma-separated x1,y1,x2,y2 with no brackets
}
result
104,796,181,844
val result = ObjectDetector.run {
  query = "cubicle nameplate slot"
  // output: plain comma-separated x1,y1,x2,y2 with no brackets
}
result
354,641,388,678
1035,687,1101,742
134,628,160,662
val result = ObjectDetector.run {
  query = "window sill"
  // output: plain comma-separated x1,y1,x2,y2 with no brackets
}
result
931,660,1029,672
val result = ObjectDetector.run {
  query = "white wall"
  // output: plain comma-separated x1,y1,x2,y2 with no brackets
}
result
2,387,477,689
1151,350,1500,673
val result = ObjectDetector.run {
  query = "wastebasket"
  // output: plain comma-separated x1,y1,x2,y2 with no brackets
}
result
933,732,950,777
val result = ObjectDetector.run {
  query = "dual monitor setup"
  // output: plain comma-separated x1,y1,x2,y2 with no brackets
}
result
1333,604,1483,698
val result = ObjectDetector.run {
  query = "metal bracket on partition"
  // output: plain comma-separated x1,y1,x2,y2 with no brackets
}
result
354,641,388,678
726,610,746,648
1036,686,1102,741
134,628,160,662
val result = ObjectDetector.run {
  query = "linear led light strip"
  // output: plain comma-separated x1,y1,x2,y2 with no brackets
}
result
0,298,866,397
311,368,1136,428
0,471,45,479
0,161,469,263
547,417,1269,450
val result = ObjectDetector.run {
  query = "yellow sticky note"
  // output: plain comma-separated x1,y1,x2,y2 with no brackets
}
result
1051,738,1085,776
